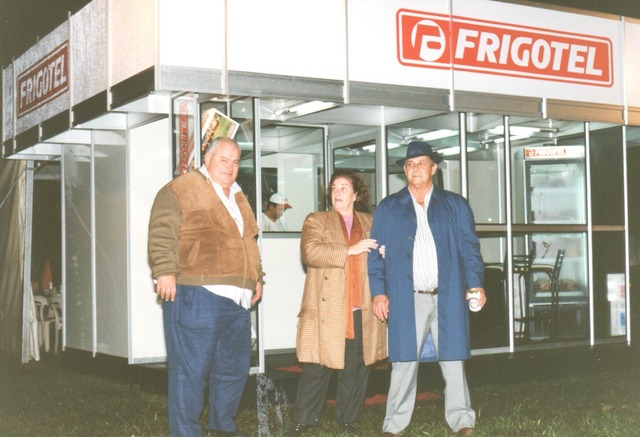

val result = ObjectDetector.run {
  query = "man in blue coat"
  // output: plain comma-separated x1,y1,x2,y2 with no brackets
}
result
369,141,487,436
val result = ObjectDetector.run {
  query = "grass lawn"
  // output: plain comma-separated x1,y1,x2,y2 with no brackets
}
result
1,346,639,436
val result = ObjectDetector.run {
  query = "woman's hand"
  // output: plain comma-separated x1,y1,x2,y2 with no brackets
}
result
348,238,378,256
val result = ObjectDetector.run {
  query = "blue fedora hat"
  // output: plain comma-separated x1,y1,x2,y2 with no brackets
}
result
396,141,443,167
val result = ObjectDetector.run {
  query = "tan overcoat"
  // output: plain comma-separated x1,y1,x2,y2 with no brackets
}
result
295,209,387,369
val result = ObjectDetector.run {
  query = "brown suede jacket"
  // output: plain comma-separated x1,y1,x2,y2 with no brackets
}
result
148,170,264,290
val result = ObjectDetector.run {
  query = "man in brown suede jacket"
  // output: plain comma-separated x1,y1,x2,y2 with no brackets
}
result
148,137,263,437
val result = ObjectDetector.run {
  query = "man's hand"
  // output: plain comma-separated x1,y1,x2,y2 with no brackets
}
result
156,275,177,302
465,287,487,310
251,282,263,306
372,295,389,321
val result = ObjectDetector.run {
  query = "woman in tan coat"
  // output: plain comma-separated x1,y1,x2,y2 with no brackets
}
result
289,170,388,436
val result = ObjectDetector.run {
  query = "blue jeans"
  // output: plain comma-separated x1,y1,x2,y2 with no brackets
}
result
163,285,251,436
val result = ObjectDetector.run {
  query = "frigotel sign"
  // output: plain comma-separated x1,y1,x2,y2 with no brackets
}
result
16,41,69,118
397,9,613,87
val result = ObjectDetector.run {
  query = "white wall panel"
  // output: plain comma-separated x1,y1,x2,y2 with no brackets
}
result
624,19,640,108
227,0,346,79
261,237,305,351
94,132,128,357
158,0,225,70
348,0,452,89
128,118,171,363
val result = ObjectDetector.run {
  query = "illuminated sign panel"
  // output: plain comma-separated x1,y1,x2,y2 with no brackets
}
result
397,9,613,87
524,146,584,159
16,42,69,118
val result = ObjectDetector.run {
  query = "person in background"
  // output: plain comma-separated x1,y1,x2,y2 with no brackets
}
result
289,170,387,436
262,193,292,232
148,137,263,437
368,141,487,437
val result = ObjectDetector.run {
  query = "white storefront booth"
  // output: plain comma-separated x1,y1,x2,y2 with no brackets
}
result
3,0,640,367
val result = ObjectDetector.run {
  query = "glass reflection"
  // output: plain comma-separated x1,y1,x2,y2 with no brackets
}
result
510,120,586,225
466,113,506,224
258,124,324,232
387,112,459,195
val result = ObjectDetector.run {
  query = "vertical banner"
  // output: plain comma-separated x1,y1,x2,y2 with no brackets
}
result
175,100,194,176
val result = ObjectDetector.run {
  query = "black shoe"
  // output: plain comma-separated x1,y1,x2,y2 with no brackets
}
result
288,423,310,437
340,422,359,435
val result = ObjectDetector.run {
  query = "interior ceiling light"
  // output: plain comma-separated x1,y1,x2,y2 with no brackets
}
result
273,101,336,118
489,126,542,136
404,129,457,142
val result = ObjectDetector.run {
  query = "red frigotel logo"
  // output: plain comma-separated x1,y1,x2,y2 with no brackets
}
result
397,9,613,87
17,42,69,118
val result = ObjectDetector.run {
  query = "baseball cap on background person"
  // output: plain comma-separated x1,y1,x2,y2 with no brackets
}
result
396,141,443,167
269,193,293,209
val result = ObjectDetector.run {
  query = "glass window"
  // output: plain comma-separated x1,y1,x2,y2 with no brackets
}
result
590,123,624,225
466,113,506,224
510,120,586,225
593,232,626,339
512,232,589,344
229,98,258,216
475,234,509,349
626,126,640,340
387,112,460,195
590,123,626,340
258,124,324,232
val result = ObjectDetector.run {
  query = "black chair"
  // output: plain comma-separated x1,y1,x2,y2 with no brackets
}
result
528,249,565,340
548,249,565,339
512,253,534,339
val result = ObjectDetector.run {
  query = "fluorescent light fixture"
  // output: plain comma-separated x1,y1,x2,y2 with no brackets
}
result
404,129,457,142
437,146,460,156
273,101,336,118
489,126,541,136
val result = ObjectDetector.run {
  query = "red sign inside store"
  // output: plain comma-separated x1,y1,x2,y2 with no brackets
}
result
397,9,613,87
524,147,567,158
16,42,69,118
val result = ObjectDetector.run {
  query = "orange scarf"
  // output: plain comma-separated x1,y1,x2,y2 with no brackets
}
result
339,214,363,339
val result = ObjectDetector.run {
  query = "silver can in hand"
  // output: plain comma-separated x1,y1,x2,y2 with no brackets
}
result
468,288,481,312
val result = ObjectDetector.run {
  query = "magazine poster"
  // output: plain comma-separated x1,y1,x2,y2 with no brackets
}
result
200,108,240,159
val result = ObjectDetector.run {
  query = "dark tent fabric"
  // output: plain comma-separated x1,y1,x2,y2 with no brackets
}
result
0,160,27,359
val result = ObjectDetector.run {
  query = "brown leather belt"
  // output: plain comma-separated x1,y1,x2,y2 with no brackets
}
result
415,287,438,295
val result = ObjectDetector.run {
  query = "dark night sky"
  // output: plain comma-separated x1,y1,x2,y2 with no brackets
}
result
0,0,91,68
